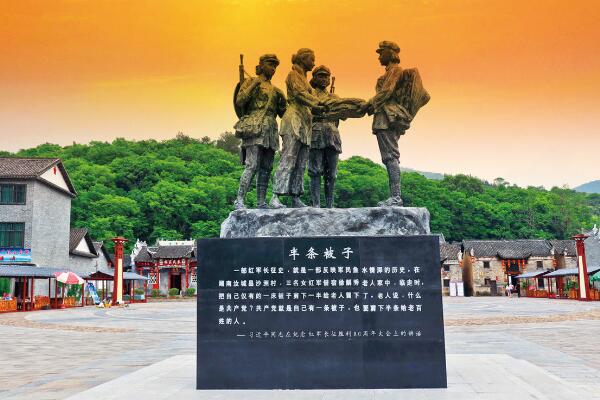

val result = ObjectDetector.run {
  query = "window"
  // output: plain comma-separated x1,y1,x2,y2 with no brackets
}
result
0,223,25,248
484,278,491,286
443,279,450,288
536,261,543,270
537,278,545,289
483,261,490,269
0,184,26,205
443,264,450,272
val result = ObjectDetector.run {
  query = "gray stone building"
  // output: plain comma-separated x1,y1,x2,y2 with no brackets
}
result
440,243,461,296
0,157,112,297
458,239,577,296
584,225,600,268
1,158,77,294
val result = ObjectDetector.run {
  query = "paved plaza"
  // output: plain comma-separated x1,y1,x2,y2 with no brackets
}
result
1,297,600,399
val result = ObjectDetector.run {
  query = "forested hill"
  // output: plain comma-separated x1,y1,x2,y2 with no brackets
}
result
3,134,598,248
575,180,600,194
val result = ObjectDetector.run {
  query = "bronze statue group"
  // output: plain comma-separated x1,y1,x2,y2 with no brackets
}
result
233,41,429,210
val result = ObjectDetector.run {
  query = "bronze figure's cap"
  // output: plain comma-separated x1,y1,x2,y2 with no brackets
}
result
312,65,331,76
259,54,280,66
376,41,400,53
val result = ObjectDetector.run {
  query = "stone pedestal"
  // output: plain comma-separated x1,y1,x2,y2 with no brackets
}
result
220,207,430,238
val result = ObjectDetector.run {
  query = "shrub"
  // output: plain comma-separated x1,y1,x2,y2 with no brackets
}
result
0,278,10,295
151,289,162,298
186,287,196,296
66,284,82,301
134,288,145,295
169,288,180,297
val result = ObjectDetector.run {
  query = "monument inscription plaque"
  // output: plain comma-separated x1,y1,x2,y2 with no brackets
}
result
197,235,446,389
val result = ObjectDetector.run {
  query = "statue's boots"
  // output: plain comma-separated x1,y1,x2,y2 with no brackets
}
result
234,198,246,210
291,196,307,208
324,175,335,209
256,170,270,209
310,176,321,208
235,165,255,210
378,159,403,207
269,194,287,209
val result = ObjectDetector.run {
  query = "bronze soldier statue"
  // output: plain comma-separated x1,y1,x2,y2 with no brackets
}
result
365,41,430,207
233,54,286,209
308,66,367,208
270,48,328,208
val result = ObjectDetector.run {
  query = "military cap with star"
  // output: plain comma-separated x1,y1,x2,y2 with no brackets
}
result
376,41,400,53
259,54,280,66
312,65,331,76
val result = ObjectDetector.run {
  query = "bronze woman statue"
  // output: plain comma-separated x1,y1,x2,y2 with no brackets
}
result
270,48,327,208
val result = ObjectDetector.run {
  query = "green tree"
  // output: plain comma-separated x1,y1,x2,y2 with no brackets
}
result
6,135,597,245
214,131,241,155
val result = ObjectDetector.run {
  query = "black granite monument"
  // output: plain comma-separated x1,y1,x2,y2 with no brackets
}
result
197,235,446,389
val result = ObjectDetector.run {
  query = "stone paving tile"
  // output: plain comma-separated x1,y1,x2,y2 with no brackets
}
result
1,298,600,399
67,354,594,400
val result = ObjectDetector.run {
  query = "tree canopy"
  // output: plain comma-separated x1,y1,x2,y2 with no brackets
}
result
8,135,598,249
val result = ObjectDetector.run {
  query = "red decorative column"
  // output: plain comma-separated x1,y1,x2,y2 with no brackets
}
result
573,234,591,301
112,237,129,305
185,259,189,292
154,263,160,290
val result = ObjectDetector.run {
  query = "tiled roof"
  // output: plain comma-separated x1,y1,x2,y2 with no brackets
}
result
92,241,112,261
0,157,76,196
440,243,461,262
131,242,196,265
153,245,194,259
463,239,552,259
0,157,59,178
69,228,88,252
69,228,98,258
548,240,577,256
134,246,154,263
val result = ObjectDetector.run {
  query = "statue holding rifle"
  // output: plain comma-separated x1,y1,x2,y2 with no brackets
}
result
233,54,286,209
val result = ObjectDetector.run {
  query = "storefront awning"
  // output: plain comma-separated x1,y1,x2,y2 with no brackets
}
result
0,264,71,278
84,269,148,281
545,266,600,278
515,270,551,279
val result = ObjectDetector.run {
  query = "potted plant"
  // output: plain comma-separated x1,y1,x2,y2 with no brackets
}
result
134,288,145,301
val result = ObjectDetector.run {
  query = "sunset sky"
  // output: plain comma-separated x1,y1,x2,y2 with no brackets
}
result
2,0,599,188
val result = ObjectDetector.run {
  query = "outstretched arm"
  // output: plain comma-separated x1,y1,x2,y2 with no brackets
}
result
287,72,320,109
